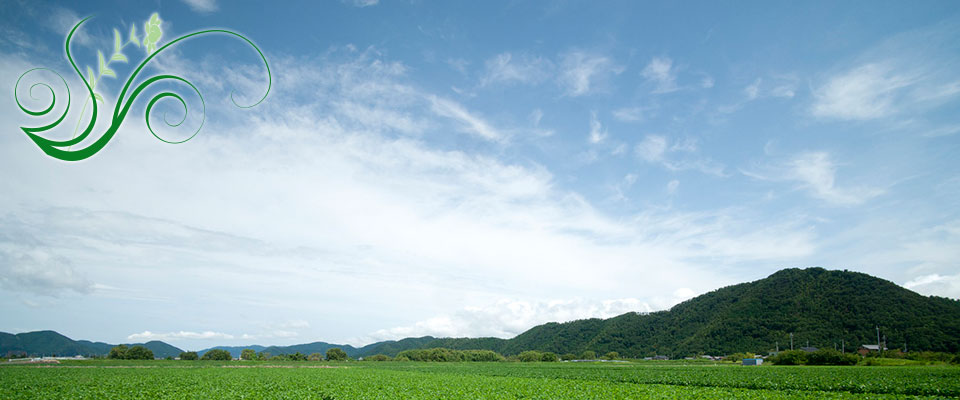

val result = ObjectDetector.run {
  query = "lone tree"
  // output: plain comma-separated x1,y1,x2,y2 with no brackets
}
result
580,350,596,360
540,352,559,362
604,351,619,360
126,346,154,360
201,349,232,361
326,347,348,361
240,349,256,361
179,351,198,360
308,353,323,361
108,345,129,359
518,351,542,362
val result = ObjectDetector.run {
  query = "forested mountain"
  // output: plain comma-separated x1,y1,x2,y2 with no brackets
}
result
354,268,960,357
0,330,184,358
6,269,959,359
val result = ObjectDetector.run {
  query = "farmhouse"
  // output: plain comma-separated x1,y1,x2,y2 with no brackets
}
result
742,358,763,366
858,344,887,356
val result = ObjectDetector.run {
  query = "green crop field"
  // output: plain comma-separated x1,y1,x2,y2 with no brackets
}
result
1,361,958,399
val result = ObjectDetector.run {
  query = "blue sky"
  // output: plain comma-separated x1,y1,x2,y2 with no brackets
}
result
1,0,958,350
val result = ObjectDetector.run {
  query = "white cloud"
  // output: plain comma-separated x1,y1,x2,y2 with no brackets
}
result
356,296,694,343
812,64,911,120
588,112,607,144
428,96,504,142
0,245,94,296
481,52,552,87
667,180,680,195
770,84,796,99
786,152,884,205
743,76,796,102
342,0,379,7
812,23,960,121
904,274,960,299
128,330,235,341
635,135,724,176
636,135,668,162
446,58,469,75
181,0,218,13
701,76,715,89
558,51,620,96
612,107,643,122
744,152,884,206
641,56,678,94
529,108,544,126
745,78,761,100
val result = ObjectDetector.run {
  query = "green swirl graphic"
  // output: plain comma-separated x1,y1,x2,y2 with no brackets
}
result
14,15,271,161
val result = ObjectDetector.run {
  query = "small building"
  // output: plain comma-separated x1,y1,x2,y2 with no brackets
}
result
742,358,763,366
857,344,887,356
652,355,669,360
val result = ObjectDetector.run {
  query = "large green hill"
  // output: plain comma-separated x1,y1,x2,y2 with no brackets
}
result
353,268,960,357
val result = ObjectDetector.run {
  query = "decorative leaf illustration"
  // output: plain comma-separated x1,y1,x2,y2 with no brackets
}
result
86,66,96,88
15,14,271,161
144,13,162,54
129,25,139,47
114,29,122,53
97,51,116,78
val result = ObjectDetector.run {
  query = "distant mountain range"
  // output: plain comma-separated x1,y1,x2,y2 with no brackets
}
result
0,330,184,358
5,268,959,359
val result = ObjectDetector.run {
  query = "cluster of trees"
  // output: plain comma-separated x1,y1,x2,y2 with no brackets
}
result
179,347,351,362
107,345,154,360
865,350,960,364
767,349,859,366
394,348,504,362
518,351,558,362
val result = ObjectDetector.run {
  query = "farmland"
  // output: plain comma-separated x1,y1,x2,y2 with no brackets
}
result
2,360,958,399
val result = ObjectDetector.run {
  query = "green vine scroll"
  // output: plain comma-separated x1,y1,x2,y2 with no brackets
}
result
14,13,271,161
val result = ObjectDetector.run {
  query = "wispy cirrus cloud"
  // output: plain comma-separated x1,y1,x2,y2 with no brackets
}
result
743,151,884,206
641,56,678,94
480,52,552,87
180,0,218,13
811,22,960,121
342,0,379,7
128,330,234,341
429,96,504,142
588,111,607,144
611,107,645,122
635,135,725,176
558,51,621,96
811,64,912,120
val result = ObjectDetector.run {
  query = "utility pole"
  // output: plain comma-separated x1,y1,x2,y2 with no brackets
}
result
790,333,794,351
776,342,779,352
842,339,844,354
876,326,880,353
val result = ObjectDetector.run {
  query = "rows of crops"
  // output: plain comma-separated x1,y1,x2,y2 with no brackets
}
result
1,361,957,399
371,362,960,397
